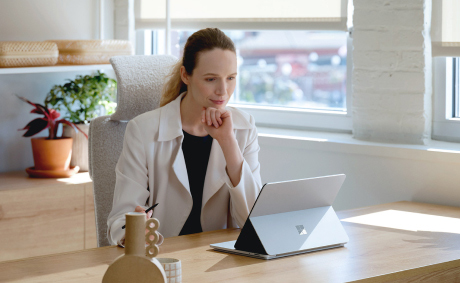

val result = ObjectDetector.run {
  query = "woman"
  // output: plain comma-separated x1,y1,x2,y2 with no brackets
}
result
107,28,262,246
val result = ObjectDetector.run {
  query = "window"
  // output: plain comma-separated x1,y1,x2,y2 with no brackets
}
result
432,57,460,142
453,58,460,118
150,30,347,111
231,31,348,112
430,0,460,142
431,0,460,57
136,0,352,132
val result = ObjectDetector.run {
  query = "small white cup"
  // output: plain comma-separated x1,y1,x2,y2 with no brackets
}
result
157,258,181,283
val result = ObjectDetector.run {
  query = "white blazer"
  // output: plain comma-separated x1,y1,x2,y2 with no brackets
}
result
107,91,262,245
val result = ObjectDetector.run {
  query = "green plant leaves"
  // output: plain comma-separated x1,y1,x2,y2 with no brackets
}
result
45,71,117,123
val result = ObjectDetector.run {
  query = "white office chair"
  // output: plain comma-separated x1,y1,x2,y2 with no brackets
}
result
88,54,177,247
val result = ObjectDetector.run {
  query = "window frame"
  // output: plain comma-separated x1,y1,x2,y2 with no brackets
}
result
432,57,460,142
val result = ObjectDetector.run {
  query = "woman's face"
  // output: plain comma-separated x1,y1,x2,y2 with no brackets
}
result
181,48,237,109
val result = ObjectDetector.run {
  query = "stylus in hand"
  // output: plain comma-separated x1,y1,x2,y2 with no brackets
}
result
122,203,159,229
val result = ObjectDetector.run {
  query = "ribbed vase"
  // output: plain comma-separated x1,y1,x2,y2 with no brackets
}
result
63,123,89,172
102,213,166,283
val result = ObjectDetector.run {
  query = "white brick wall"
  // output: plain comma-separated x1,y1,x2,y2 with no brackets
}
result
352,0,432,144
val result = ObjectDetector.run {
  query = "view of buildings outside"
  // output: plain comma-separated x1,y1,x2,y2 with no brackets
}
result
166,30,348,111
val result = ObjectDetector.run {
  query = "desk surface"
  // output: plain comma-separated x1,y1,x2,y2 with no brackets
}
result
1,201,460,283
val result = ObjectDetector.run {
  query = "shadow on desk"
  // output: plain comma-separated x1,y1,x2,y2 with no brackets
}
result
205,250,262,272
403,232,460,251
342,221,460,252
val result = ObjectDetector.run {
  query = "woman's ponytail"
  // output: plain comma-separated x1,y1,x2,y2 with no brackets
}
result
160,60,187,107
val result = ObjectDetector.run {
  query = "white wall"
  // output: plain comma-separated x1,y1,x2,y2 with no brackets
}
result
0,0,115,172
257,130,460,211
0,0,114,41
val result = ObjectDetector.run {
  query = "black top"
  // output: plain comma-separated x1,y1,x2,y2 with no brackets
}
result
179,130,213,235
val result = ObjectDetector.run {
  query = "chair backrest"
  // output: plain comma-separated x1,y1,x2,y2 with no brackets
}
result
89,54,177,247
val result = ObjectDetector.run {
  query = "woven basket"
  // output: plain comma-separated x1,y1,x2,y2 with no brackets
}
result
0,41,58,67
47,40,134,65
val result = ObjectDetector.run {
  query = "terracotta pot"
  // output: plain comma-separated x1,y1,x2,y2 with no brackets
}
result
31,137,73,171
63,123,89,172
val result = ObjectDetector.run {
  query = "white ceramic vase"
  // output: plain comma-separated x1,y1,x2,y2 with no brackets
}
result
63,123,90,172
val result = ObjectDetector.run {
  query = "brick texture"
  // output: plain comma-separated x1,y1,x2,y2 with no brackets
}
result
352,0,432,144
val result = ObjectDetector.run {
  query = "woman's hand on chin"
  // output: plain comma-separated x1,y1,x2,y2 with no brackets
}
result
201,107,234,142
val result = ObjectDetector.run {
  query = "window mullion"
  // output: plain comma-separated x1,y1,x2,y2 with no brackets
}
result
454,58,459,118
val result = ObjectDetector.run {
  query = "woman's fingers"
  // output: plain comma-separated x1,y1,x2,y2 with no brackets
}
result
206,108,212,126
210,109,219,128
216,109,229,126
134,206,153,220
220,109,231,119
202,107,226,128
147,210,153,219
214,109,223,125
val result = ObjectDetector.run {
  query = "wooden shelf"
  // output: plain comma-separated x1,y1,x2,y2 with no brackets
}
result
0,64,113,75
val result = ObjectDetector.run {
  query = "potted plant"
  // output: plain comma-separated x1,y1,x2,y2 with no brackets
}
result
45,71,117,171
17,95,87,178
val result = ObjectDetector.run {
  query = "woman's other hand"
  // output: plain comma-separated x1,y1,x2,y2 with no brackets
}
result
134,206,164,246
201,107,234,142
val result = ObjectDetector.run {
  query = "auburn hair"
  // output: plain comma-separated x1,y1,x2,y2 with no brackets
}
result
160,28,236,107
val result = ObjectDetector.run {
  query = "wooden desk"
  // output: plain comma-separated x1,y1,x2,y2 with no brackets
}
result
1,201,460,282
